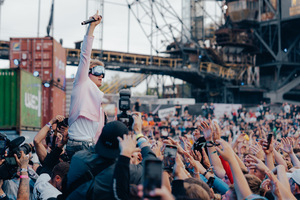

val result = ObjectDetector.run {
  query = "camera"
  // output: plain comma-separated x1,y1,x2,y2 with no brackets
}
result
0,134,32,180
57,118,69,129
117,89,133,130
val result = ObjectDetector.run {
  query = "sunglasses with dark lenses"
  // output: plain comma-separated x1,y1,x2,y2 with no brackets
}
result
89,65,105,78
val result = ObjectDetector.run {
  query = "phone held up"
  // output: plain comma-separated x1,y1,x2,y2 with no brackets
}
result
267,133,273,150
163,144,177,172
143,158,163,199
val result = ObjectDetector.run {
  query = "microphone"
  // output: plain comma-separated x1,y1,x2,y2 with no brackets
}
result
81,15,102,25
8,136,25,149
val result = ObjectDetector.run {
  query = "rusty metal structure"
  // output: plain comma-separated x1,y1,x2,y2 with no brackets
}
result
1,0,300,104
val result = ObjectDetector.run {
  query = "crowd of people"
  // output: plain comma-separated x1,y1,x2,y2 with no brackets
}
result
1,11,300,200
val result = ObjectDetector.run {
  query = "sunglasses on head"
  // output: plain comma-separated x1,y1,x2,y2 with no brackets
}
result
89,65,105,78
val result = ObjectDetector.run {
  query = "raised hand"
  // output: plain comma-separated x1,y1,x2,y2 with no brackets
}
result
215,139,235,162
281,137,293,154
245,154,268,173
50,115,65,124
199,121,212,141
194,150,202,162
264,170,282,199
236,133,246,144
249,143,265,160
118,134,139,158
132,112,142,134
89,10,102,26
14,151,29,169
151,141,163,158
274,141,283,152
166,137,184,154
213,121,221,142
260,138,274,155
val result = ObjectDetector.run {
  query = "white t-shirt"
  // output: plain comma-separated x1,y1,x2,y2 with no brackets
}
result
171,120,179,127
33,174,61,200
284,104,290,113
68,116,99,141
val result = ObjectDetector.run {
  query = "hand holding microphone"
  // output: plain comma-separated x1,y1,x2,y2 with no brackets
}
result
81,10,102,25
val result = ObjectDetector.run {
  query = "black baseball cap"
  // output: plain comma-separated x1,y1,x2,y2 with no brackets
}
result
95,121,129,159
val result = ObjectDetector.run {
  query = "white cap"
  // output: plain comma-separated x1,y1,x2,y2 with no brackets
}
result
287,169,300,185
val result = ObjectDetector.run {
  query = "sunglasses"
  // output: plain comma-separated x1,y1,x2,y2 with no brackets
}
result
89,65,105,78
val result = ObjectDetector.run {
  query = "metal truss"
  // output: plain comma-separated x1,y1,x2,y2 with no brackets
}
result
126,0,223,60
126,0,189,55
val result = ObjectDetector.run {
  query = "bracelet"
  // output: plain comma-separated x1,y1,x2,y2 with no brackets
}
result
20,175,29,179
137,137,147,147
20,168,28,173
46,122,52,129
202,170,208,177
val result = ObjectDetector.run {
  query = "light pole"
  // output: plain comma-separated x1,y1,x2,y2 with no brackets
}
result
0,0,5,40
37,0,41,37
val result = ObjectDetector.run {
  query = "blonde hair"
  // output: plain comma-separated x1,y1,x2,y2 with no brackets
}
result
89,59,104,69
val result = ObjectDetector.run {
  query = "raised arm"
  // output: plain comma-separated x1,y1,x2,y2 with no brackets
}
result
273,147,288,171
34,115,65,163
261,138,275,171
281,137,300,167
74,11,102,84
216,139,252,200
14,151,30,200
113,134,139,200
200,121,225,179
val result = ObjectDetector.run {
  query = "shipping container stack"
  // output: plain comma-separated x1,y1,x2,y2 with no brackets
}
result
9,37,66,126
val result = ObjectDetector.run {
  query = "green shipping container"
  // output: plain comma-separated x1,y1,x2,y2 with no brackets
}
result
0,68,41,131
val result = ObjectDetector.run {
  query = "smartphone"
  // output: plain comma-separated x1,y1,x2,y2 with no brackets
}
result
267,133,273,149
193,136,206,152
207,176,215,188
143,159,162,199
179,138,186,151
163,145,177,172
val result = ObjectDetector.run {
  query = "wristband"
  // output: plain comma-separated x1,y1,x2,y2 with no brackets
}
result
46,122,52,129
137,137,147,147
20,175,29,179
202,170,209,177
136,133,144,140
20,168,28,173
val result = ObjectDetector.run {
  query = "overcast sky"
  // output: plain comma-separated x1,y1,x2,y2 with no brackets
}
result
0,0,221,94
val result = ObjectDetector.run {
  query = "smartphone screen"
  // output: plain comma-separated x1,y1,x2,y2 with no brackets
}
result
143,159,162,198
163,145,177,172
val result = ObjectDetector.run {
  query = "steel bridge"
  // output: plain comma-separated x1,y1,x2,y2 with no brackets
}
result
0,40,248,86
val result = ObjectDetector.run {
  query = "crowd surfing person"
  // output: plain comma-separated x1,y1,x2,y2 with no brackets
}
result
67,11,106,159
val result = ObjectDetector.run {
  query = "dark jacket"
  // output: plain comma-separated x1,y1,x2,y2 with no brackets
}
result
66,146,156,200
112,155,130,200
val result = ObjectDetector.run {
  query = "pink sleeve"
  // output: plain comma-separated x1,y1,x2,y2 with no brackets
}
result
74,35,94,84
